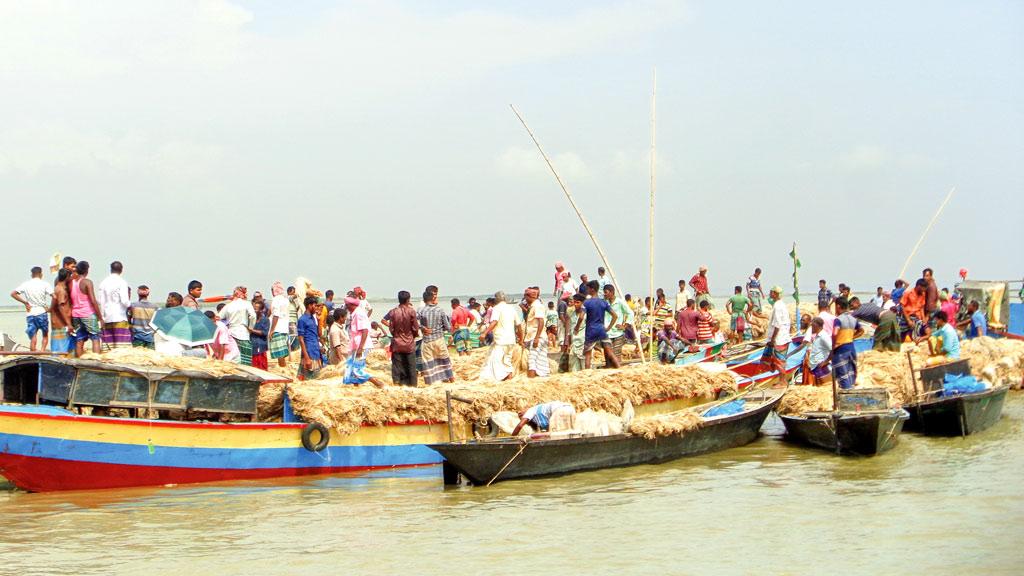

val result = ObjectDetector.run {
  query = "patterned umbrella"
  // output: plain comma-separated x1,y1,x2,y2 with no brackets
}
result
150,306,217,346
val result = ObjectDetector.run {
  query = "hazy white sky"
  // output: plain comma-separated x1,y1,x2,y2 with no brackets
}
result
2,0,1022,300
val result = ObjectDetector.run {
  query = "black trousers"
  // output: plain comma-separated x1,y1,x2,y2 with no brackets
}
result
391,351,418,386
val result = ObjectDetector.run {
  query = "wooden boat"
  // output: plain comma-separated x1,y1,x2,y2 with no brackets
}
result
674,342,726,365
428,388,785,486
904,386,1009,436
0,355,740,492
780,409,910,455
904,357,1009,436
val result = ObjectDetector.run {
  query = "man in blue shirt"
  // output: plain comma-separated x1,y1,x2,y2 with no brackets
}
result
924,311,960,360
296,296,323,380
582,280,620,369
957,300,987,339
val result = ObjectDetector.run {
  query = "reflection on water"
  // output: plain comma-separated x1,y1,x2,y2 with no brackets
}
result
2,398,1022,575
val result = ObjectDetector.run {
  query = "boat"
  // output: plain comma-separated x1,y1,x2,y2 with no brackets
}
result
780,408,910,456
428,388,785,486
0,354,742,492
903,358,1009,436
673,342,726,365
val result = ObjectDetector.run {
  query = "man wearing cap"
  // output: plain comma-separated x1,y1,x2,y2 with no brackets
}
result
128,285,158,349
553,262,566,298
690,266,711,309
218,286,257,366
762,286,792,386
352,286,372,318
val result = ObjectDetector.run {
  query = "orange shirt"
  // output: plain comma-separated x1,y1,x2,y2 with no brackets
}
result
901,289,926,318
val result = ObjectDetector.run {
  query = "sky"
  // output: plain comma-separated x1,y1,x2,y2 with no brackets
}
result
1,0,1022,300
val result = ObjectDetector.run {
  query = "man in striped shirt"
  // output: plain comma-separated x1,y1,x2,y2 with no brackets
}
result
128,285,158,349
696,300,714,344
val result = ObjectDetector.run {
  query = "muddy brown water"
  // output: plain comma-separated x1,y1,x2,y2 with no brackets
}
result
1,396,1021,575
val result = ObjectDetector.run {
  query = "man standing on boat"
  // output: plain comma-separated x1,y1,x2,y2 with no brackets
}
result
98,261,132,351
831,297,864,390
218,286,257,366
417,289,455,384
479,291,524,381
583,280,621,369
817,280,835,311
10,266,53,352
383,291,419,386
747,268,765,313
605,285,635,360
674,279,693,312
522,287,550,378
676,298,699,346
690,266,711,309
128,285,158,349
763,286,792,386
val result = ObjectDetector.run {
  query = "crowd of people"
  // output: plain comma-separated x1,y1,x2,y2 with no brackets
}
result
9,257,995,392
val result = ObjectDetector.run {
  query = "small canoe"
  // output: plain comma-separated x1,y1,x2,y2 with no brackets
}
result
780,409,910,456
429,389,785,486
674,342,727,366
904,385,1009,437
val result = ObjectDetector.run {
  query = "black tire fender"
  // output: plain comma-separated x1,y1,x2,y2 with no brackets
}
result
301,422,330,452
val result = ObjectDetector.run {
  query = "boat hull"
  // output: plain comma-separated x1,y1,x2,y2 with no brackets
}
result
429,392,783,485
903,386,1009,436
780,409,909,456
0,385,727,492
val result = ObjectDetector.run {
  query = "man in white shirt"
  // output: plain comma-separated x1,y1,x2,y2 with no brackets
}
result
478,291,524,382
675,279,694,312
218,286,257,366
97,261,132,351
870,286,885,307
765,286,792,386
10,266,53,351
522,287,549,378
268,282,292,367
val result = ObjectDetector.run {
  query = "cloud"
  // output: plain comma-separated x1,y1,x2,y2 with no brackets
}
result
496,145,589,182
836,144,888,171
0,0,253,77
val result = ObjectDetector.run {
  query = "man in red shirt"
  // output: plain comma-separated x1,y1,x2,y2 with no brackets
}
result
450,298,473,356
676,298,700,344
900,279,929,339
690,266,711,309
383,291,420,386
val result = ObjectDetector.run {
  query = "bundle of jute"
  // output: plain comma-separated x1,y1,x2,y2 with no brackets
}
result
628,410,704,440
961,336,1024,389
276,363,737,436
79,348,250,378
776,385,834,415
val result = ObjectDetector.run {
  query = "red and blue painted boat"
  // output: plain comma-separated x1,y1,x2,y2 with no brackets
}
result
0,355,729,492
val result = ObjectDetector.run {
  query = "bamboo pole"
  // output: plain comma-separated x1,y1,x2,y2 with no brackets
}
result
897,186,955,280
649,68,657,361
510,105,643,363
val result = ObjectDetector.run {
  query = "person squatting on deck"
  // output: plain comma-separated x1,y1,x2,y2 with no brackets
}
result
512,401,578,435
801,317,832,386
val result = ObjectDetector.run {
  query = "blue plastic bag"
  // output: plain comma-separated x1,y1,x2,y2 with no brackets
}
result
704,399,746,418
942,373,986,396
343,357,372,385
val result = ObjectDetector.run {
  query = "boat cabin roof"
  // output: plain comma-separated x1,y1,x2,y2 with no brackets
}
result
0,355,285,417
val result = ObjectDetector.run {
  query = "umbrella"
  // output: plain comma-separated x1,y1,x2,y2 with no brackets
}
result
151,307,217,346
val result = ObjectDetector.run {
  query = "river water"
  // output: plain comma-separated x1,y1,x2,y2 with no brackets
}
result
1,395,1020,575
